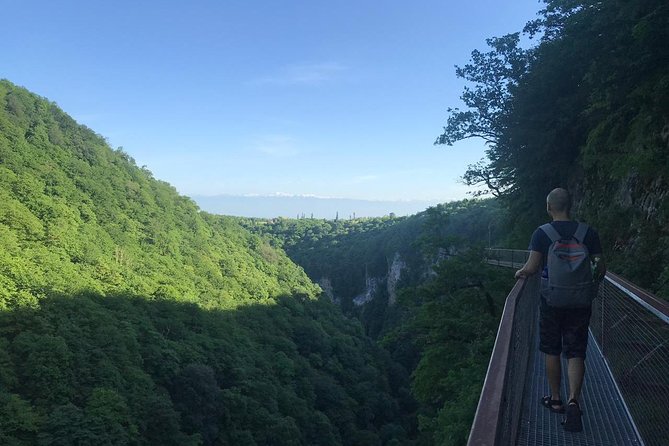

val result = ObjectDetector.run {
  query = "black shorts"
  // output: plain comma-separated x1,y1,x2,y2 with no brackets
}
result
539,297,592,359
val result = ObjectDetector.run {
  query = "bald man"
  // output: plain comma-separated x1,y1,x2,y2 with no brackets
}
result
515,188,605,432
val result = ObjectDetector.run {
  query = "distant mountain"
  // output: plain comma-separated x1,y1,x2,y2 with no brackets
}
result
193,194,440,219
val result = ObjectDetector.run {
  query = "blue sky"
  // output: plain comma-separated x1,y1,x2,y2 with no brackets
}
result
3,0,542,204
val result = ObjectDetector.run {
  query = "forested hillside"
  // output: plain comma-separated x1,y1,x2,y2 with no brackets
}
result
0,80,417,445
436,0,669,298
239,215,423,319
0,80,514,446
242,200,515,445
241,200,504,314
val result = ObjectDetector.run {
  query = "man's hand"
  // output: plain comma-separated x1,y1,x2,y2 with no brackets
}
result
591,255,606,282
515,251,542,279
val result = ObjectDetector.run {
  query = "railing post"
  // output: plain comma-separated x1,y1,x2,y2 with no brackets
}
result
601,289,605,357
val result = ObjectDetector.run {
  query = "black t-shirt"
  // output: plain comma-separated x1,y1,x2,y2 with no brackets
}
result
529,221,603,275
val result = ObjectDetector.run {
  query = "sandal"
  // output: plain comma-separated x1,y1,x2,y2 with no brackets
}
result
540,395,565,413
562,399,583,432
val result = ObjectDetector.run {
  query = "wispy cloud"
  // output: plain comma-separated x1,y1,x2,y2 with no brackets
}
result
350,174,380,183
250,62,347,86
255,135,299,157
260,192,337,199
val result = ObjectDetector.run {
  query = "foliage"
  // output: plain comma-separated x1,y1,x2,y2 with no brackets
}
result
434,33,532,198
388,251,513,445
245,200,513,445
239,215,423,312
0,79,415,444
435,0,669,296
1,293,415,445
240,199,506,317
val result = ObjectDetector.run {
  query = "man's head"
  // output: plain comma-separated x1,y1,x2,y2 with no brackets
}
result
546,188,571,218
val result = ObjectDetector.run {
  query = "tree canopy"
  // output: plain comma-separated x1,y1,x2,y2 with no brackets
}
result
242,199,514,444
436,0,669,296
0,79,417,445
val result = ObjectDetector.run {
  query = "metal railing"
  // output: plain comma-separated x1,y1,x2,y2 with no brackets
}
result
472,248,669,446
484,248,529,269
591,273,669,446
467,271,538,446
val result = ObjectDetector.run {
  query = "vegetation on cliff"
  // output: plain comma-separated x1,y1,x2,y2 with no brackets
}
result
242,199,514,445
436,0,669,298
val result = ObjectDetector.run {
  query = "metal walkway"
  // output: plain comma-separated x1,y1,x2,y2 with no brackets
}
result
468,250,669,446
517,330,641,446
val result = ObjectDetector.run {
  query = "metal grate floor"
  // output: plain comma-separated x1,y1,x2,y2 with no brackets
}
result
516,322,643,446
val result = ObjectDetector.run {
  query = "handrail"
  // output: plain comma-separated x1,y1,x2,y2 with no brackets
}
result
467,277,528,446
479,248,669,446
467,269,538,446
485,248,669,322
484,248,529,269
605,272,669,324
590,274,669,446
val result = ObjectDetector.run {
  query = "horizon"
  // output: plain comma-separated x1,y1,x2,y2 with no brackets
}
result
192,193,444,219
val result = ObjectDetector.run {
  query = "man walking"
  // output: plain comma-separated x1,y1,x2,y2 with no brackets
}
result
515,188,605,432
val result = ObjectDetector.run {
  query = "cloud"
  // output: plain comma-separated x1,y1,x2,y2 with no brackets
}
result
251,62,347,86
263,192,336,199
255,135,299,157
350,174,380,183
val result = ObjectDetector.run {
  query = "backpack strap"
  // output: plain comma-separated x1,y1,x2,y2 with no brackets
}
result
540,223,561,242
573,222,589,243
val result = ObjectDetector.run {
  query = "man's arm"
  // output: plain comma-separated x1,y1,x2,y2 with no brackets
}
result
591,254,606,282
515,250,543,279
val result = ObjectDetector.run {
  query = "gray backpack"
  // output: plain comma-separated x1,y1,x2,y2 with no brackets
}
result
540,222,595,308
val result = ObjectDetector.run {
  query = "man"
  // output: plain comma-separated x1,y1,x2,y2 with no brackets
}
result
515,188,605,432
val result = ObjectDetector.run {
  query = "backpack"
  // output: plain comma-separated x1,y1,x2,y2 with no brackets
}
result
540,222,595,308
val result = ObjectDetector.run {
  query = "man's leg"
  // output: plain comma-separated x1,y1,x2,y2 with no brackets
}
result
563,306,591,403
563,357,586,432
567,357,585,401
546,354,562,401
540,298,564,409
562,308,591,433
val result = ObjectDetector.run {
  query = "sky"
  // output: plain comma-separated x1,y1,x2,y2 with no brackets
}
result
2,0,543,212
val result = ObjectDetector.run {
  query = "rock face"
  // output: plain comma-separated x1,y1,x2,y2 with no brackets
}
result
353,277,380,306
321,251,435,308
342,252,409,307
318,277,338,304
638,176,668,222
319,250,458,308
386,253,406,306
572,122,669,295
